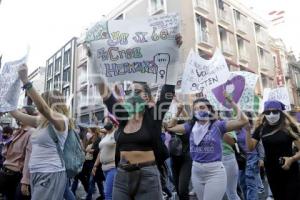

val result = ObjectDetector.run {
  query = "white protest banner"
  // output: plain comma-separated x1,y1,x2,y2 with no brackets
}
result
181,49,230,94
0,55,28,112
262,87,291,111
207,71,259,111
88,13,180,85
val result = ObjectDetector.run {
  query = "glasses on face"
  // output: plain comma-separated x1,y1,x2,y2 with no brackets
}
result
125,89,142,96
263,110,280,115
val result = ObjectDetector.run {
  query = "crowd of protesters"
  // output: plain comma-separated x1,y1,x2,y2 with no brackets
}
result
0,34,300,200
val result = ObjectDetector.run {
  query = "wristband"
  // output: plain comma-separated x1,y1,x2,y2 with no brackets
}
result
22,82,33,91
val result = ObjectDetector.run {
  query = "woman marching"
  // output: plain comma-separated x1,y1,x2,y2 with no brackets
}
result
12,64,73,200
93,34,182,200
246,100,300,200
166,95,248,200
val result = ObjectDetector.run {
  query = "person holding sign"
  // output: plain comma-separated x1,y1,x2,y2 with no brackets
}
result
246,100,300,200
165,95,248,200
10,64,74,200
95,35,182,200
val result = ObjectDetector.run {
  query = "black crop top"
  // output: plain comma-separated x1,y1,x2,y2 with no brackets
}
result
117,118,153,151
104,84,175,166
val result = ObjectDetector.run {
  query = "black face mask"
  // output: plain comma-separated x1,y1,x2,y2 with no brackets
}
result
104,123,113,131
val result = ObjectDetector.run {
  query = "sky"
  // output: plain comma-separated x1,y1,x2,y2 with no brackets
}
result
243,0,300,57
0,0,299,73
0,0,125,72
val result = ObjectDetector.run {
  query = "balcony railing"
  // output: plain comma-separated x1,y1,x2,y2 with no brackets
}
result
198,29,209,43
150,0,164,15
239,48,249,62
260,55,274,71
218,9,231,25
235,19,248,35
194,0,209,13
197,29,212,48
79,96,89,108
78,73,88,85
221,41,234,56
256,29,269,45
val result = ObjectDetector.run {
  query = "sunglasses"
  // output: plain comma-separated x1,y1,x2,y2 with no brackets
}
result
125,89,142,95
263,110,280,115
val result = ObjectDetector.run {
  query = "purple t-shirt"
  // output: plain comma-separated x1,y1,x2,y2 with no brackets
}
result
184,120,227,163
236,128,257,155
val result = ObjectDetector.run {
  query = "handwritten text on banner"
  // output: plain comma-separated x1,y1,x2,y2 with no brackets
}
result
88,13,180,85
181,49,230,94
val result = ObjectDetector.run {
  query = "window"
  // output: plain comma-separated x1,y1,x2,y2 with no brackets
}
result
63,86,70,98
55,58,62,73
217,0,224,10
219,26,227,42
79,114,90,124
47,63,53,77
46,80,53,91
258,47,264,58
234,10,241,21
261,74,268,88
237,36,246,57
255,23,261,33
294,70,300,88
63,50,71,67
196,14,208,43
54,75,60,89
150,0,164,13
93,110,104,123
237,36,244,49
63,68,71,85
115,14,124,20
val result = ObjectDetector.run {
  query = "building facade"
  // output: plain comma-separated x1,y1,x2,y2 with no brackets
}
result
105,0,292,99
18,66,46,107
44,37,77,115
74,40,104,126
287,54,300,110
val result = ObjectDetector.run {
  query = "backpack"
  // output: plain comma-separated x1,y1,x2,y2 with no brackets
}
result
48,125,85,178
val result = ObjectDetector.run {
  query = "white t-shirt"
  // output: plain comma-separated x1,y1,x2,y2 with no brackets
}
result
29,117,68,173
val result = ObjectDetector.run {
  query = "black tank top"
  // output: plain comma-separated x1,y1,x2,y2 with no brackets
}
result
118,119,153,151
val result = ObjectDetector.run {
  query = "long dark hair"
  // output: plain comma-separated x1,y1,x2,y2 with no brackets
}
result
255,111,300,139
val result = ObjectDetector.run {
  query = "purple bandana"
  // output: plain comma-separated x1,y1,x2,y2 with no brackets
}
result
264,100,285,112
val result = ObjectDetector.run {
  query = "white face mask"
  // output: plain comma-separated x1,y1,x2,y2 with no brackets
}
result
265,112,280,125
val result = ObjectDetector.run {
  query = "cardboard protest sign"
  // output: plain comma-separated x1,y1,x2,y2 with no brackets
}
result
262,87,291,111
88,13,180,85
0,55,27,112
181,49,230,94
207,71,259,111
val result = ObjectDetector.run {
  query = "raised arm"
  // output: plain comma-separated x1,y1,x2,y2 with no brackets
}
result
18,65,66,132
245,124,259,151
168,103,184,128
225,95,248,132
9,110,39,128
166,123,186,135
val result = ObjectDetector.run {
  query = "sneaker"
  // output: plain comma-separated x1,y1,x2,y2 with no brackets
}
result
189,191,196,196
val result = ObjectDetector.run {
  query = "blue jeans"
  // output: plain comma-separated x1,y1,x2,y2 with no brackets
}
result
103,168,116,200
239,153,259,200
64,179,76,200
86,175,104,200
